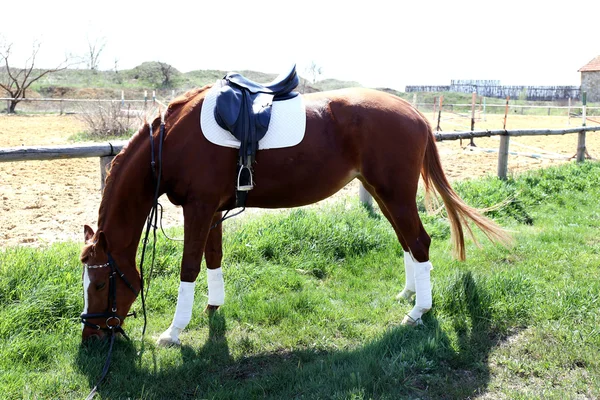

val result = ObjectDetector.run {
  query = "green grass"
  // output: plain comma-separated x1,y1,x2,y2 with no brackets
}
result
1,162,600,398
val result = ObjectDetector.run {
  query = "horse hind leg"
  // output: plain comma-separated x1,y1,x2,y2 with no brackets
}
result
363,182,434,326
389,207,433,326
364,185,416,303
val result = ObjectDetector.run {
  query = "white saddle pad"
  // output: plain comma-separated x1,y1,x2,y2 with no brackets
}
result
200,80,306,150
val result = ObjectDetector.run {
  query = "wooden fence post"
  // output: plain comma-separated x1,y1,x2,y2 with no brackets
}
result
503,96,510,129
436,96,443,132
497,133,510,180
577,92,587,162
359,182,373,207
100,156,114,192
469,92,476,146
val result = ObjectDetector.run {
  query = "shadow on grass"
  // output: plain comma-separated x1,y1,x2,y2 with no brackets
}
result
75,272,497,399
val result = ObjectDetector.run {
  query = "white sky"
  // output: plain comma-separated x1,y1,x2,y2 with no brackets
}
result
2,0,599,91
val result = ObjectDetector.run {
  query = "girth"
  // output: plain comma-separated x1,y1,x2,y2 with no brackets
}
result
213,65,300,207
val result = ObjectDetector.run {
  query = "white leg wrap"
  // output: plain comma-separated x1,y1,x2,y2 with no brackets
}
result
397,252,416,301
407,260,433,323
157,281,195,346
207,267,225,306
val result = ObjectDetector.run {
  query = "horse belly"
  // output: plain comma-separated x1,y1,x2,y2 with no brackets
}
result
246,146,359,209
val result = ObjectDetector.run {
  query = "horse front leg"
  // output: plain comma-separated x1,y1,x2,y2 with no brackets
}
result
157,204,217,346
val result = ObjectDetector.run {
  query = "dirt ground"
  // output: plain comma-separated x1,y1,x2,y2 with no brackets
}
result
1,113,599,248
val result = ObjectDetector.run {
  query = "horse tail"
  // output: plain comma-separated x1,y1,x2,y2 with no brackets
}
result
421,123,511,260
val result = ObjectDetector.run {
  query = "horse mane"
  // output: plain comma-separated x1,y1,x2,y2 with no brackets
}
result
97,85,212,230
97,124,151,229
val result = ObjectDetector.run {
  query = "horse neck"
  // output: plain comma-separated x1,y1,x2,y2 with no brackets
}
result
99,138,157,263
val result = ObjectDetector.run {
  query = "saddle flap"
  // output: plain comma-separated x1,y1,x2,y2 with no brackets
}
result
214,85,243,133
253,93,274,133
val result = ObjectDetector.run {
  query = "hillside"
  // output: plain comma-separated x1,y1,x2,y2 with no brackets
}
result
26,62,363,99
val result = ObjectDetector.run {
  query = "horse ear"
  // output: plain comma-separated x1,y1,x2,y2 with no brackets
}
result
84,225,95,242
95,231,108,252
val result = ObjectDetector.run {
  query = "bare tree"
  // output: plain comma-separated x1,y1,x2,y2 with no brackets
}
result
87,36,106,72
302,61,323,93
158,61,174,88
0,41,69,113
306,61,323,84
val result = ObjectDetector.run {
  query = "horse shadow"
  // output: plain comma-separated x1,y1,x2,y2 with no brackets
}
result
75,271,497,399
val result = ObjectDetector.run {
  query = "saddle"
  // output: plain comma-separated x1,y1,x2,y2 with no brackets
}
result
214,65,300,205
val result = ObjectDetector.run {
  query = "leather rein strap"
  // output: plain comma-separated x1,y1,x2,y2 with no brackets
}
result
83,119,165,399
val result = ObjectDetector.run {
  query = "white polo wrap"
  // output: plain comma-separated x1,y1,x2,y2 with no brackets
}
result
408,260,433,321
172,281,196,329
207,267,225,306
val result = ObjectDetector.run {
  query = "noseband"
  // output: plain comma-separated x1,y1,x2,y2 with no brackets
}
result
80,253,139,338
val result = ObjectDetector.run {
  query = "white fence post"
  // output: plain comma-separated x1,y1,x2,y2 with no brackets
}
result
359,183,373,207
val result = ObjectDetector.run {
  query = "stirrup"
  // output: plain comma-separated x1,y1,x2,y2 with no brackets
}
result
237,165,254,191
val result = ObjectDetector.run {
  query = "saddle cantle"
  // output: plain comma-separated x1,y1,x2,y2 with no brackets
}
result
213,65,300,204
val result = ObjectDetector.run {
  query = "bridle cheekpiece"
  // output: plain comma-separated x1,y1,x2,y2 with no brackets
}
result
80,253,138,337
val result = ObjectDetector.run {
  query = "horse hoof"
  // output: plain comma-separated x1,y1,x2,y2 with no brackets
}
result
204,305,220,314
156,336,181,347
401,314,423,326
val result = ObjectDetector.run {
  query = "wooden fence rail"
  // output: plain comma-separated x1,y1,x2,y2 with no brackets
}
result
0,141,127,191
1,126,599,203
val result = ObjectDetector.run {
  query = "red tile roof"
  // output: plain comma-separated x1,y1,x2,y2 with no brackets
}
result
579,56,600,72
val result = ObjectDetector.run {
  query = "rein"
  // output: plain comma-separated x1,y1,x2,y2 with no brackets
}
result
138,119,166,334
83,119,165,399
80,254,139,400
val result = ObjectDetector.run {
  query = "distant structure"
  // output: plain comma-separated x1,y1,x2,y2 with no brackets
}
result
578,55,600,102
405,80,580,101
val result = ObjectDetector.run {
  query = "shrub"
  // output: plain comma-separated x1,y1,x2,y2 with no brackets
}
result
77,100,139,138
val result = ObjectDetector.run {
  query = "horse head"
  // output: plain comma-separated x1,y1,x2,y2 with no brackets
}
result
80,225,140,341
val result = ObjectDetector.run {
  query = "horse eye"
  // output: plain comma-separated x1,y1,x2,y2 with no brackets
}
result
95,282,106,290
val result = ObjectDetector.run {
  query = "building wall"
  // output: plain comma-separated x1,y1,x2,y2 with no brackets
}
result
581,71,600,102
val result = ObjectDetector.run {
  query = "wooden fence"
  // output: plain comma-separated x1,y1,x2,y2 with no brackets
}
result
1,92,172,114
2,126,599,207
0,142,127,191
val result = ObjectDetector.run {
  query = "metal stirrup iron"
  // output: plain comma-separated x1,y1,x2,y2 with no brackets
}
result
237,164,254,191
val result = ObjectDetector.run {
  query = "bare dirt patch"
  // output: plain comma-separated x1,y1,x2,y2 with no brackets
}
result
1,113,599,248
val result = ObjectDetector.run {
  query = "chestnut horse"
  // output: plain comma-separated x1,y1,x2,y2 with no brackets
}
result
80,85,509,344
